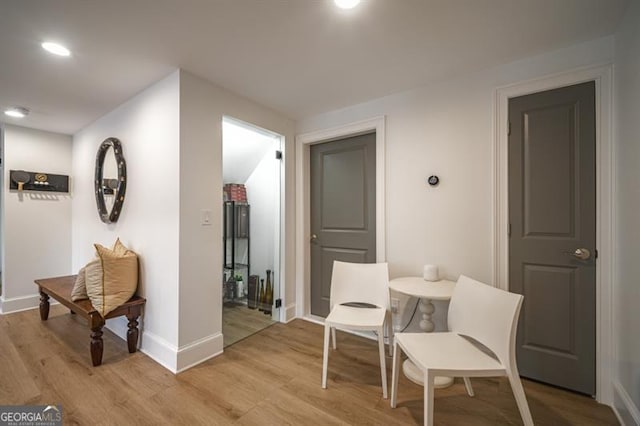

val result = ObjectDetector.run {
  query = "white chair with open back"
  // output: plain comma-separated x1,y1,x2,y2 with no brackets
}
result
322,261,391,399
391,275,534,425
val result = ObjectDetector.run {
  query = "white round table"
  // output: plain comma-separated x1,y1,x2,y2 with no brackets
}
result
389,276,456,388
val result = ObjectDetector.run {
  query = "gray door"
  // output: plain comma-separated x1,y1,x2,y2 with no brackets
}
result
310,133,376,317
509,81,596,395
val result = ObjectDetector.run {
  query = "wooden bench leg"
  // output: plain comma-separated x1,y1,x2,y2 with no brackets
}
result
90,325,104,366
89,313,105,367
39,290,50,321
127,313,140,353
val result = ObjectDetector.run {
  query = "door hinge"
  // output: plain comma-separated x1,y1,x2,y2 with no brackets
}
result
508,223,511,237
595,249,599,259
508,120,512,136
275,298,282,308
275,150,283,160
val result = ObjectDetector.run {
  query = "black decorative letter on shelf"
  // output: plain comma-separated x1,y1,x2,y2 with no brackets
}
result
95,137,127,224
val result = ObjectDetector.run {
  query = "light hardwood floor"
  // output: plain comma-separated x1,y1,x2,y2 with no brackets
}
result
0,304,618,425
222,302,275,347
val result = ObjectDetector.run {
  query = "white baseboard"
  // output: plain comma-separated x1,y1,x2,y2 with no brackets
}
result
175,333,223,373
114,320,222,374
284,303,297,323
116,319,222,374
140,330,179,373
139,330,224,374
0,293,58,314
613,381,640,426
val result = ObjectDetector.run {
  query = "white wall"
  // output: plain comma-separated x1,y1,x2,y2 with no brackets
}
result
297,36,615,332
177,70,294,370
245,146,279,288
69,69,294,373
72,71,181,371
0,125,72,313
222,119,274,185
613,1,640,423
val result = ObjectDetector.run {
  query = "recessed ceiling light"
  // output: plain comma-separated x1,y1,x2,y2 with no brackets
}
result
335,0,361,9
4,106,30,118
42,41,71,57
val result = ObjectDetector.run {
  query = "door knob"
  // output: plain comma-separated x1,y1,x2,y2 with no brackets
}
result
563,248,591,260
310,234,318,243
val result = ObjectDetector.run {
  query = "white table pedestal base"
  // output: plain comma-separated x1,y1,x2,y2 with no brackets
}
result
402,360,454,388
389,278,457,390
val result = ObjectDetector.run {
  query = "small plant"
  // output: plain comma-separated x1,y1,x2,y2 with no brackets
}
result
234,274,244,282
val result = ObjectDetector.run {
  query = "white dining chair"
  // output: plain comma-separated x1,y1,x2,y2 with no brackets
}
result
390,275,534,426
321,261,391,398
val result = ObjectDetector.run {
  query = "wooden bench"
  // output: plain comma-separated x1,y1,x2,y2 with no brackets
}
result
35,275,146,366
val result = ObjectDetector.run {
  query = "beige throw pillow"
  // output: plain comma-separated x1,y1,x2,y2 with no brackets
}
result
70,266,89,301
72,238,124,302
112,237,129,256
85,241,138,317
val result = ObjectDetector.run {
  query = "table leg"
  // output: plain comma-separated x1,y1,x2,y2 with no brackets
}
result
39,290,50,321
402,297,454,388
127,313,140,353
418,298,435,332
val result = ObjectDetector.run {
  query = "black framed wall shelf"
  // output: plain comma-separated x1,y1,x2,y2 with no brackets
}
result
223,201,250,302
9,170,69,193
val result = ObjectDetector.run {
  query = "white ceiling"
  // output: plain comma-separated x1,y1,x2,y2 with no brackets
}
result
0,0,629,135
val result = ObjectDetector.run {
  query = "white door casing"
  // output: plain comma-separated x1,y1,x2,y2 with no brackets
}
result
493,64,614,404
296,116,386,321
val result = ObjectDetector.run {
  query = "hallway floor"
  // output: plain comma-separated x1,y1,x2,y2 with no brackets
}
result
222,301,275,347
0,304,619,425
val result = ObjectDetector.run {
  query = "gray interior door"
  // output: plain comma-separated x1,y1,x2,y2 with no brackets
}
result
310,133,376,317
509,81,596,395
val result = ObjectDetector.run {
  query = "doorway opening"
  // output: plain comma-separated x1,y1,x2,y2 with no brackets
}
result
222,116,283,347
